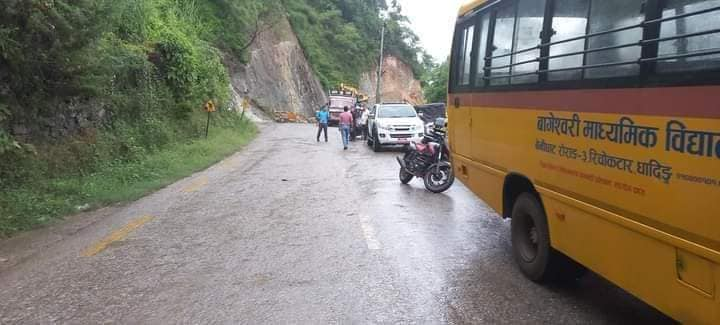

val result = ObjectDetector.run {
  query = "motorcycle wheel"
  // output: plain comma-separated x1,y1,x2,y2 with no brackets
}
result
423,164,455,193
399,167,413,184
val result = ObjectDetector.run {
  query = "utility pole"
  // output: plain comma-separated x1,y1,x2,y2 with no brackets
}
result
375,22,385,106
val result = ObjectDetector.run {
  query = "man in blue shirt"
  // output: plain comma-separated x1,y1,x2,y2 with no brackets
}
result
316,104,330,142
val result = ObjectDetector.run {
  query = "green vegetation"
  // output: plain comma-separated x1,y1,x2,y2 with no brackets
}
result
0,0,430,236
0,116,255,236
0,0,268,236
283,0,430,88
423,59,450,104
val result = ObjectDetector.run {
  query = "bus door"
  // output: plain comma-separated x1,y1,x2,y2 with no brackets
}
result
468,11,492,163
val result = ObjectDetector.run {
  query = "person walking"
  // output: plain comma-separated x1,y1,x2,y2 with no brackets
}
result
338,106,354,150
360,106,369,140
316,104,329,142
350,104,362,141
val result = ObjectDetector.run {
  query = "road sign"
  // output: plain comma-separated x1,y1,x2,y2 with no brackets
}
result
204,100,215,138
204,100,216,113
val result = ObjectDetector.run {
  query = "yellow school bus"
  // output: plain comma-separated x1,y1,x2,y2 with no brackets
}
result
449,0,720,323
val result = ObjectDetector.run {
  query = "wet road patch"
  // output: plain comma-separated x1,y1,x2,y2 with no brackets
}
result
359,215,381,250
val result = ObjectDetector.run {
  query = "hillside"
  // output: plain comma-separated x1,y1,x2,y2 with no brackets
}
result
228,14,327,119
0,0,429,236
0,0,427,138
284,0,429,89
360,56,425,105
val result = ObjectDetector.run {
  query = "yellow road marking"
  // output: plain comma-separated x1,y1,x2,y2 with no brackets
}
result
183,176,209,193
82,216,154,257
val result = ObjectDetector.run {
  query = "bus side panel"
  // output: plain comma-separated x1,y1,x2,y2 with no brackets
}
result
540,191,718,324
449,95,506,216
448,103,472,158
461,103,719,322
470,106,720,246
452,154,504,215
716,268,720,324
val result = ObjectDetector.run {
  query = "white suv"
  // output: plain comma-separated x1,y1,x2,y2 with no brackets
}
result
367,103,425,152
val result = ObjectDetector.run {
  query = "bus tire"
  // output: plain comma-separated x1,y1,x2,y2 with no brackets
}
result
510,193,585,283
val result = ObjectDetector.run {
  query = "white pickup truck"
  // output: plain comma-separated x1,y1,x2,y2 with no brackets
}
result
367,103,425,152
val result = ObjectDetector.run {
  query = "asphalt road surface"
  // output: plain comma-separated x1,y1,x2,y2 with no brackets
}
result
0,124,675,324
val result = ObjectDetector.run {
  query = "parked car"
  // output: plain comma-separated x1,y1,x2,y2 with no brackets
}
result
367,103,425,152
415,103,447,135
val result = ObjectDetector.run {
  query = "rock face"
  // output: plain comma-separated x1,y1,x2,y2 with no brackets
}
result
226,84,270,123
228,16,327,120
360,56,424,106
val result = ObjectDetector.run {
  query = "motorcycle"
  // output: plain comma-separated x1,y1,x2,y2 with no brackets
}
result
396,118,455,193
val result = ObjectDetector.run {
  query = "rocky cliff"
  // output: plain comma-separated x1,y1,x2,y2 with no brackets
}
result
227,16,327,121
359,56,424,106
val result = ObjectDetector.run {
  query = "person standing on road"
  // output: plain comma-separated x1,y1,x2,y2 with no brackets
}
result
338,106,354,150
316,104,329,142
359,106,369,140
350,104,362,142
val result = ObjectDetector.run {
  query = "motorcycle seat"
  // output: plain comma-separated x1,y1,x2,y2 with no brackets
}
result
414,143,434,154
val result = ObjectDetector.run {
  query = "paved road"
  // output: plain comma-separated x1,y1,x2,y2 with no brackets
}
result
0,124,675,324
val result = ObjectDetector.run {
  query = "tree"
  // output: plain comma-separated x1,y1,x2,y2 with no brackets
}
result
423,58,449,104
0,0,108,113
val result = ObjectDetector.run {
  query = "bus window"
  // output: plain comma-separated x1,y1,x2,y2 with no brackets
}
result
490,4,517,85
548,0,590,81
585,0,644,79
457,24,476,86
657,0,720,73
512,0,546,84
474,13,491,87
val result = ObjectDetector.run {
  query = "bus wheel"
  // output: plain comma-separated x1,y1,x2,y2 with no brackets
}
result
510,193,585,283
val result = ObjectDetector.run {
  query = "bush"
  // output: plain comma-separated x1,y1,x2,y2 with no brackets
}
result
0,0,235,189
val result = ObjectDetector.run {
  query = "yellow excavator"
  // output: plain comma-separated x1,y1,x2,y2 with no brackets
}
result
339,83,369,103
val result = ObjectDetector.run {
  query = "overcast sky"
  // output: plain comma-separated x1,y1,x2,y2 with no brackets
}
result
395,0,467,62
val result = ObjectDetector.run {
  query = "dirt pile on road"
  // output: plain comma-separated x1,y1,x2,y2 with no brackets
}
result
273,111,312,123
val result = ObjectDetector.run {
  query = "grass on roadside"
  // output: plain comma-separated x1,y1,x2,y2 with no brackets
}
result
0,119,257,238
